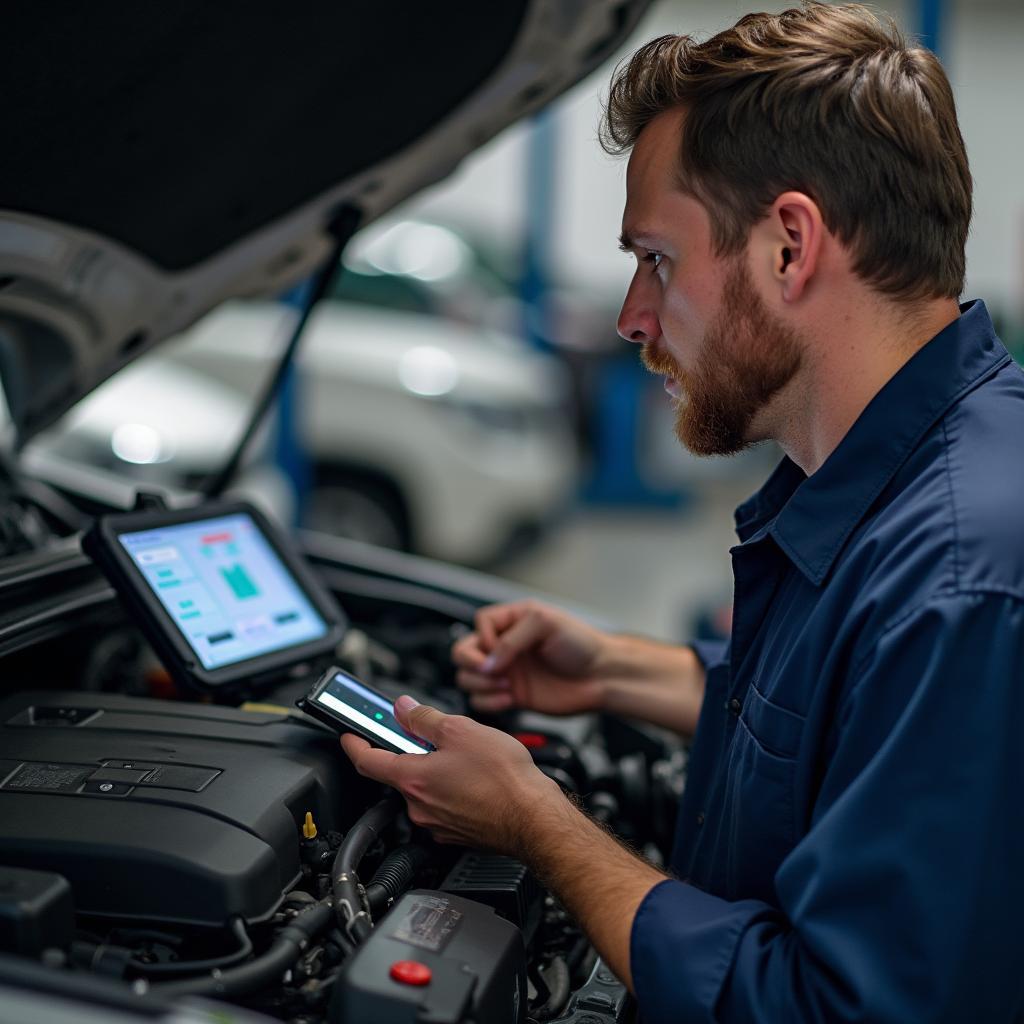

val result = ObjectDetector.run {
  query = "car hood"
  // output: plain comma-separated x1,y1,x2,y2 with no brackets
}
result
0,1,649,443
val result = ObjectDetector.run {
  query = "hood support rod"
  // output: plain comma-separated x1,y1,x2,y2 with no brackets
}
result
204,203,362,500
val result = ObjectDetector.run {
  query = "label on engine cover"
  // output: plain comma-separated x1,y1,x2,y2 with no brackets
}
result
392,895,462,952
2,762,92,792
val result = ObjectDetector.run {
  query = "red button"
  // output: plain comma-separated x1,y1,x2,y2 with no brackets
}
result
390,960,432,986
514,732,548,749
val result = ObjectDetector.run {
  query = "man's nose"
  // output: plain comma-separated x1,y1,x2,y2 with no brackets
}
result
616,277,660,345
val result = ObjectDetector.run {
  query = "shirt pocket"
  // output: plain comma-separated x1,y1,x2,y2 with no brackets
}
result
742,679,805,759
723,682,807,900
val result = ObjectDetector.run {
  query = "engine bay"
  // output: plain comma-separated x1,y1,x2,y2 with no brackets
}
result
0,3,665,1018
0,524,685,1024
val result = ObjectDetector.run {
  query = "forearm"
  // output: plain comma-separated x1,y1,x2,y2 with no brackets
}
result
597,636,706,737
517,786,668,990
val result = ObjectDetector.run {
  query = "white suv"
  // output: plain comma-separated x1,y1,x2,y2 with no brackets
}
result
33,297,579,566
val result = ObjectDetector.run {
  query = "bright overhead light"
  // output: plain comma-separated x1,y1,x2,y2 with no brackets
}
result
397,346,459,397
111,423,172,465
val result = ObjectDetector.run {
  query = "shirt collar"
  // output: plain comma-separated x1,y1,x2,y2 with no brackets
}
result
734,300,1010,585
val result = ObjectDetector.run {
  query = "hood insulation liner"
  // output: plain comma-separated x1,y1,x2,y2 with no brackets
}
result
3,3,528,270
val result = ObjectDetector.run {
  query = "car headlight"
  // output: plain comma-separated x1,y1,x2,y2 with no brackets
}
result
111,422,175,465
397,346,459,397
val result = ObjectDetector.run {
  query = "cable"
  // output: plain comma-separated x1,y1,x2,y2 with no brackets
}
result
332,796,400,943
204,204,362,499
128,916,252,977
150,901,332,999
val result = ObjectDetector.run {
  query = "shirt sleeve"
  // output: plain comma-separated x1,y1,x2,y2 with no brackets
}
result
631,590,1024,1024
690,637,729,673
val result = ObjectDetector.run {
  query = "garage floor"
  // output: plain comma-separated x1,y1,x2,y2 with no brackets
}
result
501,474,760,643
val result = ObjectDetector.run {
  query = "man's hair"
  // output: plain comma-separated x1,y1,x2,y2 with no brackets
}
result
601,2,972,302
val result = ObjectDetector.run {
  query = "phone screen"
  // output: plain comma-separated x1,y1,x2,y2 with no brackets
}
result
311,669,432,754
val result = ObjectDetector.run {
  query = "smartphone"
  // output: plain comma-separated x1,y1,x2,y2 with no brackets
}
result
297,666,433,755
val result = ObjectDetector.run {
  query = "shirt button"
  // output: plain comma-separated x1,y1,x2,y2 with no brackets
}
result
696,811,705,826
727,698,742,716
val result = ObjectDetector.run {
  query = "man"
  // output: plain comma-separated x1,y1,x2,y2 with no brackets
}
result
342,3,1024,1020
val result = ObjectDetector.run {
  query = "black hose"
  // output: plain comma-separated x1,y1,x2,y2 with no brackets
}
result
151,901,332,999
326,926,355,958
129,916,252,977
365,843,430,916
566,933,592,976
533,956,571,1021
332,796,400,942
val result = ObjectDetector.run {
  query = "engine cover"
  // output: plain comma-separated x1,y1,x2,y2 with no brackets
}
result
0,691,363,927
332,889,526,1024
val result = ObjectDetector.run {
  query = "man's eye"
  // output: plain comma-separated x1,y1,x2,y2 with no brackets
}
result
641,251,664,270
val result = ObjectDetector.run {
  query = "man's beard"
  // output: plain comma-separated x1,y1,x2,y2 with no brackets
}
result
640,259,804,456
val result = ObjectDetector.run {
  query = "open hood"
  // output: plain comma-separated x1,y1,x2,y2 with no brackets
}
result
0,0,650,443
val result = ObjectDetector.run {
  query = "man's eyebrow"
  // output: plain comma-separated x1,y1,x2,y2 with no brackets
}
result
619,230,661,253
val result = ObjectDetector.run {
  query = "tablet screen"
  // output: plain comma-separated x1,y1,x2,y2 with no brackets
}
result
118,512,328,670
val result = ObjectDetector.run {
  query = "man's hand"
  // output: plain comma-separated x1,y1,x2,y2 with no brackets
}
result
340,692,668,993
339,695,564,852
452,600,610,715
452,599,708,737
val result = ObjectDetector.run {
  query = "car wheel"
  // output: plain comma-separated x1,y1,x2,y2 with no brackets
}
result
303,473,410,552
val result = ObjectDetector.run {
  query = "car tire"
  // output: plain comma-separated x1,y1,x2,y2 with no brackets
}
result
303,469,411,552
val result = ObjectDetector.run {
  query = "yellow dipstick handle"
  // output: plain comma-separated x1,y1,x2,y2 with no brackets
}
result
303,811,318,840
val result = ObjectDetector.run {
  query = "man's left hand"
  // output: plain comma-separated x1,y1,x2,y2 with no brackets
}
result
339,695,563,853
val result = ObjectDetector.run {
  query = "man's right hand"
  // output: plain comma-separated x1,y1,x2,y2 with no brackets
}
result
451,600,610,715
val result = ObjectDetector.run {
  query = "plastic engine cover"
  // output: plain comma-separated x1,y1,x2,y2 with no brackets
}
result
332,889,526,1024
0,691,363,927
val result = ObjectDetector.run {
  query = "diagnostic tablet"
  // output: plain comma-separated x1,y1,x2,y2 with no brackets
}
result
84,501,346,692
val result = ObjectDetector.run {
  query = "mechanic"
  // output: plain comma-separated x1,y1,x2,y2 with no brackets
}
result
341,4,1024,1021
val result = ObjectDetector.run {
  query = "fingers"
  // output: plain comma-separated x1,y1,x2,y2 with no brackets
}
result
456,669,510,693
452,633,489,671
468,691,515,713
339,733,402,785
481,608,551,675
394,696,449,745
474,607,498,652
456,602,555,677
457,669,515,711
473,603,521,652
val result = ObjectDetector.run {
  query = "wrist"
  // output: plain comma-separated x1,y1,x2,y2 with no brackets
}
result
600,635,700,681
505,768,572,856
589,633,636,708
593,640,705,736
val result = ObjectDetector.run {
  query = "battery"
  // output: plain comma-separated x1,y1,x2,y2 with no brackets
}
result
0,866,75,956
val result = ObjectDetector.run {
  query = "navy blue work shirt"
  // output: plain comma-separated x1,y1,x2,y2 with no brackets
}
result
631,301,1024,1023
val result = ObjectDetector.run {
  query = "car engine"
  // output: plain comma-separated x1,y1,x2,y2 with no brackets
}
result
0,530,685,1024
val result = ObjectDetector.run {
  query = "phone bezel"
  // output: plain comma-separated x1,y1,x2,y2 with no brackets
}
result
296,666,432,755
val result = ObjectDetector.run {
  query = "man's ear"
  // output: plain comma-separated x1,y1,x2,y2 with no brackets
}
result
765,191,824,303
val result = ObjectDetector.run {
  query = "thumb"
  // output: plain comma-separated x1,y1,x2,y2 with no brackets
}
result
394,695,447,745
